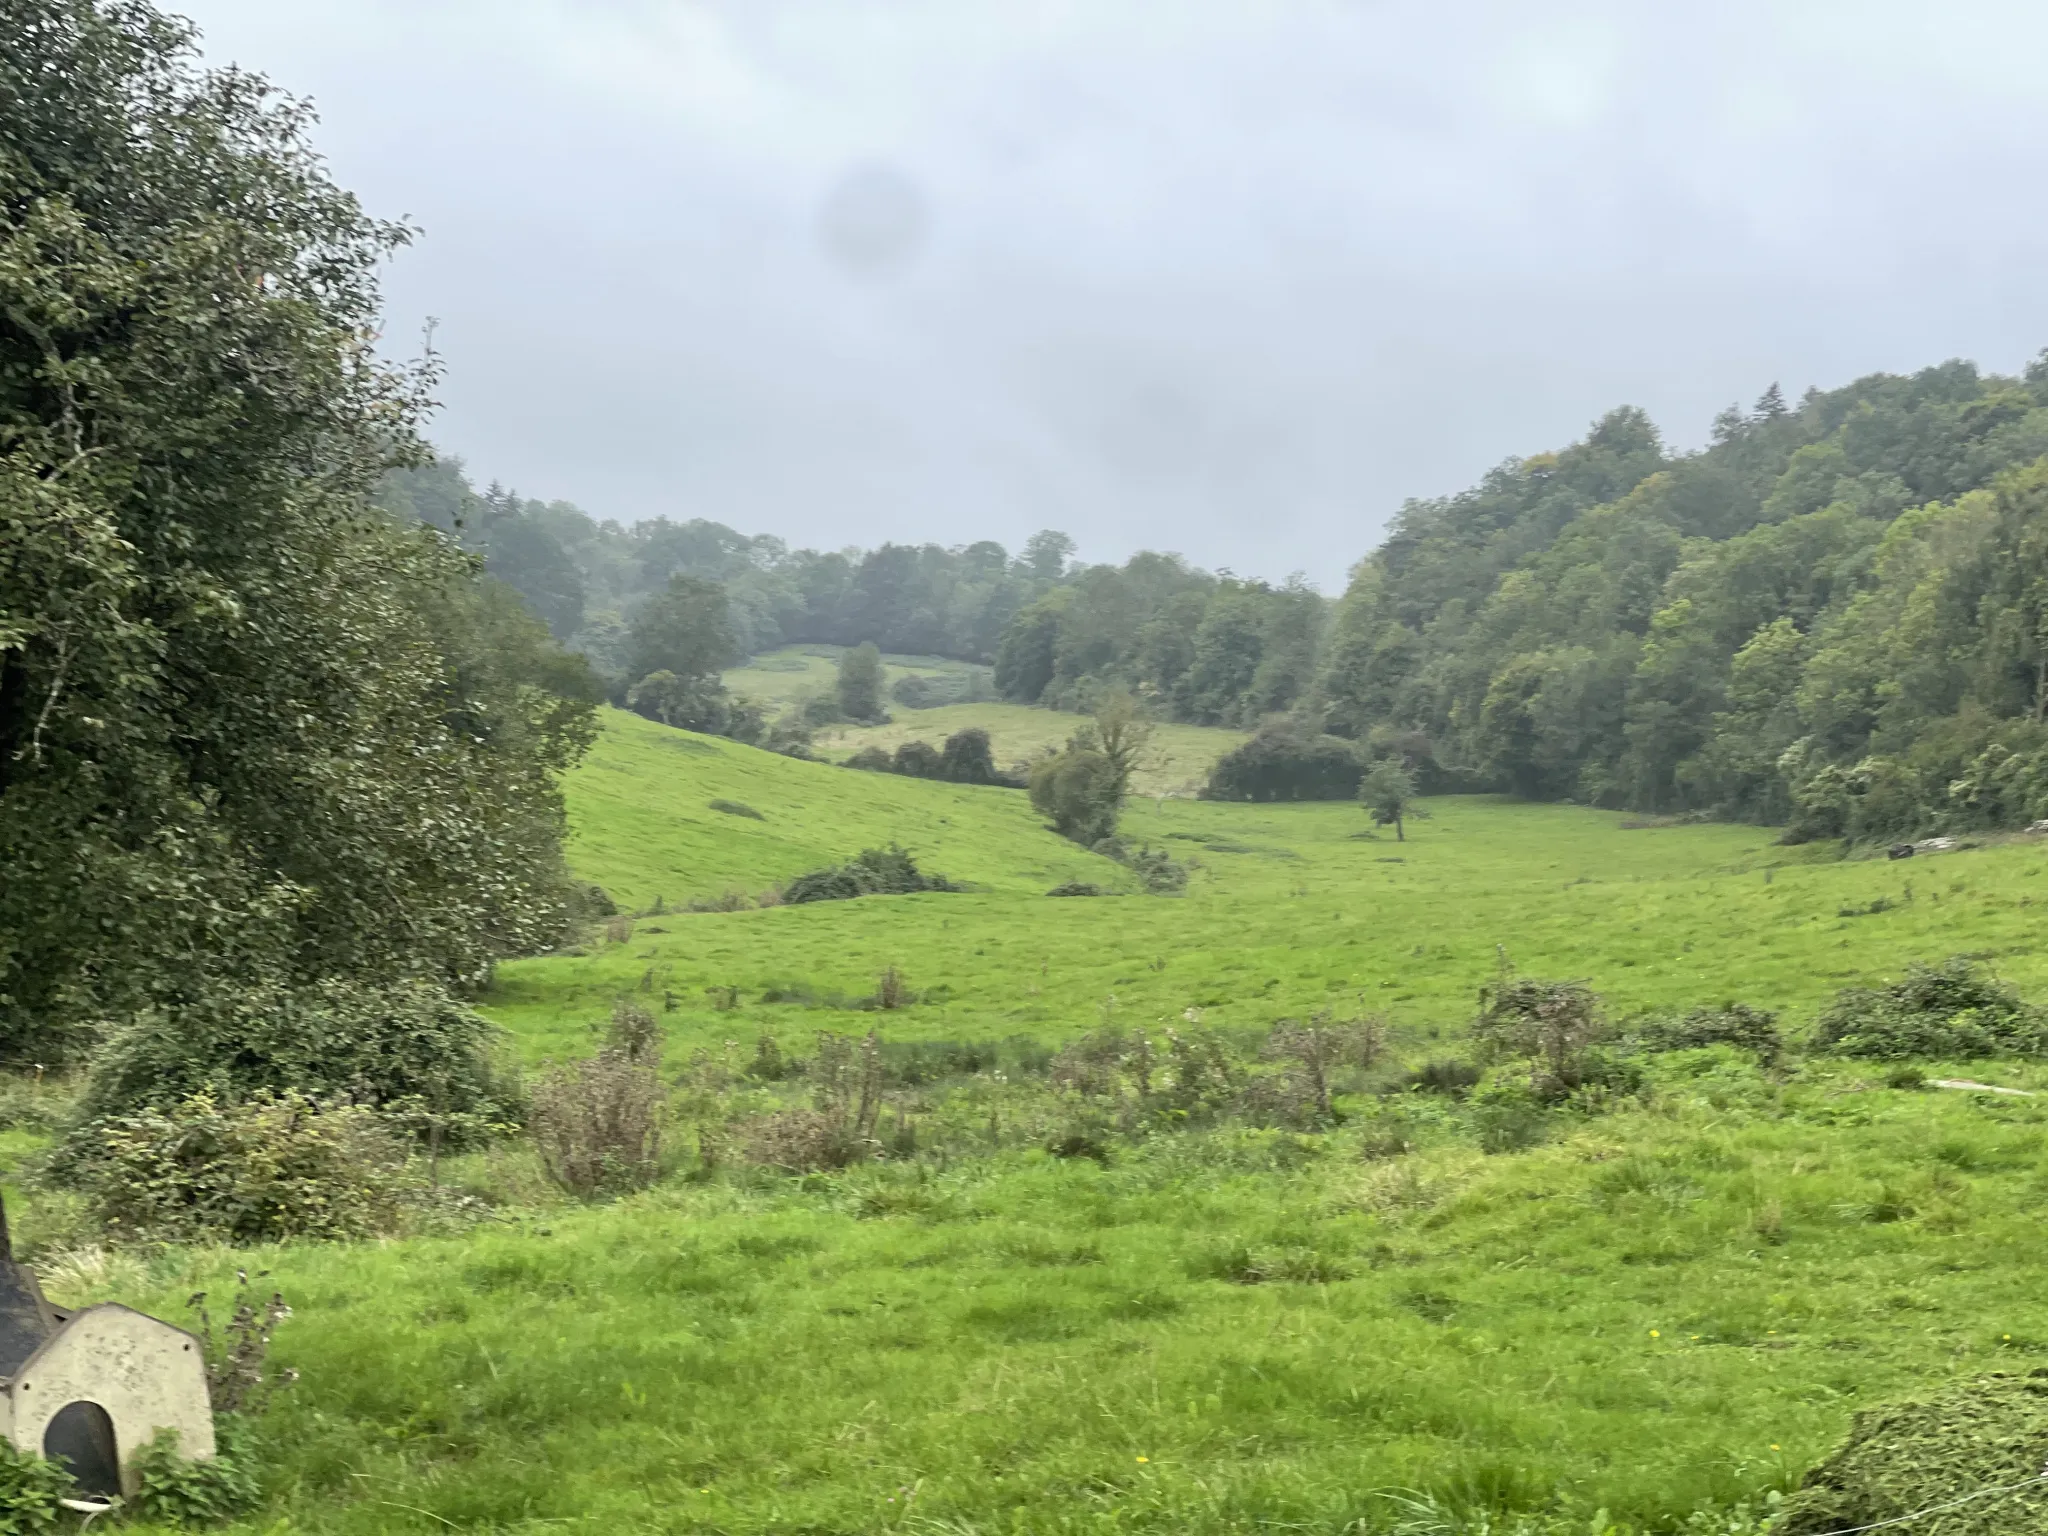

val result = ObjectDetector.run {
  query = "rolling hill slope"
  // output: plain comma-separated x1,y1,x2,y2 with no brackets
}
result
563,707,1115,912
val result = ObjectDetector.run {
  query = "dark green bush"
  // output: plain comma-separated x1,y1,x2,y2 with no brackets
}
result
1403,1059,1481,1097
707,798,764,820
72,978,514,1136
71,1091,412,1243
1046,882,1107,897
1094,838,1190,894
1472,971,1607,1101
842,746,893,771
891,740,945,779
939,728,998,785
782,846,958,905
1204,721,1362,802
1638,1003,1784,1064
1812,957,2048,1060
1028,747,1121,844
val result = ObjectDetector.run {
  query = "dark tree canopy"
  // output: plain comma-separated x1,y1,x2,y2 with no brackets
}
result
0,0,597,1063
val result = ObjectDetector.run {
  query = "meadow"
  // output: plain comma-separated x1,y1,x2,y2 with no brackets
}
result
31,710,2048,1534
721,646,1247,795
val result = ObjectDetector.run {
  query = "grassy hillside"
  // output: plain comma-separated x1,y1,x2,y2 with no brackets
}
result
722,644,988,707
813,703,1246,796
562,707,1114,914
504,729,2048,1065
34,727,2048,1534
721,644,1247,794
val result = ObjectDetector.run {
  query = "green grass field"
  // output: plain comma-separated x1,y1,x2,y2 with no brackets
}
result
722,644,1247,794
812,703,1244,797
37,713,2048,1533
722,644,988,709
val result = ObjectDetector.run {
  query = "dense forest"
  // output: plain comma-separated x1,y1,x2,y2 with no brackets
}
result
419,355,2048,839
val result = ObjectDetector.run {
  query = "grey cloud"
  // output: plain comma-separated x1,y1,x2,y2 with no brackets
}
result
175,0,2048,583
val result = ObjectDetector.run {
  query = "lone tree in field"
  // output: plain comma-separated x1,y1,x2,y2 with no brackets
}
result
1359,759,1424,841
836,642,887,723
1093,689,1155,805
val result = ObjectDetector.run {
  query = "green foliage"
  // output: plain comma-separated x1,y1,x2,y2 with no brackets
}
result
0,1439,68,1535
529,1039,663,1199
1205,719,1362,801
939,727,1006,785
781,845,958,905
1812,956,2048,1060
626,668,727,732
130,1428,262,1528
1029,743,1122,844
1096,838,1191,894
69,1090,411,1243
0,4,598,1065
1473,968,1608,1101
1774,1373,2048,1535
835,641,888,724
1359,757,1427,839
1638,1003,1785,1065
69,977,513,1132
625,574,738,690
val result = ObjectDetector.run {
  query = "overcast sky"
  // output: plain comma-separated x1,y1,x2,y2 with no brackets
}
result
175,0,2048,585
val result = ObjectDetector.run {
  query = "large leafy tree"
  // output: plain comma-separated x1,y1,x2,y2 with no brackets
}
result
0,0,597,1062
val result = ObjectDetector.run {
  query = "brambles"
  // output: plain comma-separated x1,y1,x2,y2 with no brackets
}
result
1404,1059,1481,1098
1251,1015,1386,1126
74,1092,411,1244
529,1012,664,1198
1638,1003,1785,1064
782,846,958,904
1472,961,1608,1101
188,1276,296,1417
1812,956,2048,1060
1774,1373,2048,1535
1095,838,1191,894
873,967,913,1011
130,1427,262,1527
